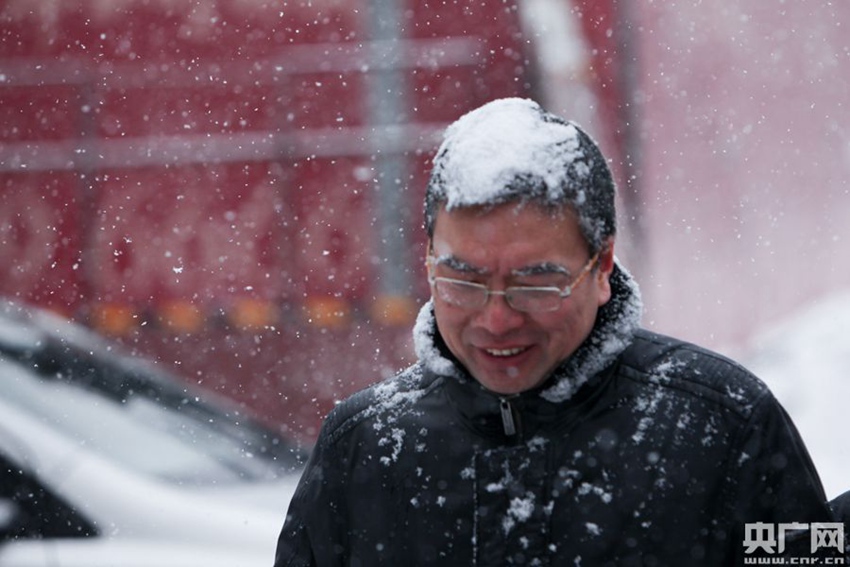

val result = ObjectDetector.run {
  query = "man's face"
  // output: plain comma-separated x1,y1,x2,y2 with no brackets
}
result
429,202,614,395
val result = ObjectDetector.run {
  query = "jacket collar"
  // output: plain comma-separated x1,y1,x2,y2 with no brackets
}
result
413,260,643,404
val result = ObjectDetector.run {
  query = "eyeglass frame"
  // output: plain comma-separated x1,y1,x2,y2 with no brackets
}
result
426,250,602,313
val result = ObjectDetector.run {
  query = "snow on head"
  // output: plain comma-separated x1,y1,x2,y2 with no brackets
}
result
424,98,617,252
436,98,582,206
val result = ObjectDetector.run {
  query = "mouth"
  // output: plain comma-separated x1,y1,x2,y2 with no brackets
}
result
483,346,529,358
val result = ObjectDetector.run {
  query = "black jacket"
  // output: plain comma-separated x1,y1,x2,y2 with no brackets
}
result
829,490,850,559
275,265,835,566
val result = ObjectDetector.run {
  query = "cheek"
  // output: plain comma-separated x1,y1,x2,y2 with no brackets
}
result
433,304,465,342
548,301,598,346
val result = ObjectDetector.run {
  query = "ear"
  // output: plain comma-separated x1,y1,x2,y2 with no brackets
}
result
595,238,616,306
598,238,616,277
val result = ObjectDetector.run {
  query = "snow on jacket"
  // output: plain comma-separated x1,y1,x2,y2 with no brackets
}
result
274,264,835,566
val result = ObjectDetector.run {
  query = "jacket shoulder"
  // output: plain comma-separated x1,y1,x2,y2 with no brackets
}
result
319,363,440,445
619,329,770,419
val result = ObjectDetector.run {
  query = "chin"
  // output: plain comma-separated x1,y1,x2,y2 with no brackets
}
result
478,374,541,396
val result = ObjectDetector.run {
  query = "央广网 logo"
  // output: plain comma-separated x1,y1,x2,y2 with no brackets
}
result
743,522,845,563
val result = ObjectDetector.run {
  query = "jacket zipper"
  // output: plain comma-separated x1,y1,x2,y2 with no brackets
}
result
499,397,518,436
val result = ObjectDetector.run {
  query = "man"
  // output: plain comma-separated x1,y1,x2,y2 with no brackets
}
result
275,98,837,565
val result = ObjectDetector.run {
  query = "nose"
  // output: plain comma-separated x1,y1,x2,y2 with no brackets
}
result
473,292,525,335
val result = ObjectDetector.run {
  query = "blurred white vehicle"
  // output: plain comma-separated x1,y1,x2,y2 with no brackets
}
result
0,300,304,567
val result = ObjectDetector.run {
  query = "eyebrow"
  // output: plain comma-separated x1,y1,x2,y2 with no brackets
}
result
431,254,489,275
511,262,571,278
431,255,570,278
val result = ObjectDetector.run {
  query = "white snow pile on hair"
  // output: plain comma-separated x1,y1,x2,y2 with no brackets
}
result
435,97,585,209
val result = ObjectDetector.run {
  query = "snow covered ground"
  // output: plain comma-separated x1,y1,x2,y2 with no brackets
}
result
742,291,850,500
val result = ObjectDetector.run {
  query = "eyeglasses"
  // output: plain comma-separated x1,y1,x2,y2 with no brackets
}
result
427,251,600,313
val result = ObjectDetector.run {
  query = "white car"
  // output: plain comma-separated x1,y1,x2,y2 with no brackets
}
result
0,300,304,566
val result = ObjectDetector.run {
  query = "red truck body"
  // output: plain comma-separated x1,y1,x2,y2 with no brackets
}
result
2,0,613,441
